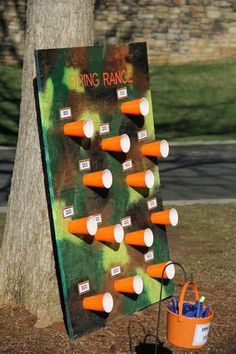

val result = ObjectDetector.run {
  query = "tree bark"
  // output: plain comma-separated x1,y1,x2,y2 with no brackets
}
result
0,0,95,327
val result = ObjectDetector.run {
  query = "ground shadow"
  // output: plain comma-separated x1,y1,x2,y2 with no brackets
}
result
135,342,172,354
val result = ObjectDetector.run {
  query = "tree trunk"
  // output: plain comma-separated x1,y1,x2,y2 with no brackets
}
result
0,0,95,327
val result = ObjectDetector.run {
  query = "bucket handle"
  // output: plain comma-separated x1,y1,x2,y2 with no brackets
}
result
178,280,200,321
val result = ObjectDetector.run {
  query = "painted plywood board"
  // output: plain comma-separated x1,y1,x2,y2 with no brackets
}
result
35,42,174,338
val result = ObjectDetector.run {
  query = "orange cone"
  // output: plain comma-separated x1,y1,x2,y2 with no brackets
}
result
64,119,94,138
83,169,113,189
125,228,153,247
126,170,154,188
114,275,143,294
101,134,130,153
95,224,124,243
83,292,113,313
147,261,175,279
151,208,178,226
67,216,97,235
141,140,169,158
120,97,149,116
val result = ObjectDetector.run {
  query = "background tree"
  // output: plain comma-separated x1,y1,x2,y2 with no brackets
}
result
0,0,95,327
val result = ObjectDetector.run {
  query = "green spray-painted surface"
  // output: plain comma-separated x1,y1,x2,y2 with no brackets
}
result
35,43,174,338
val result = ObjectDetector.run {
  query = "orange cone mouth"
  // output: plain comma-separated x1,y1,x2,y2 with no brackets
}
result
64,119,94,138
125,228,153,247
120,97,149,116
151,208,178,226
67,216,97,235
83,292,113,313
141,140,169,158
147,261,175,279
125,170,154,188
114,275,143,294
95,224,124,243
83,169,113,189
101,134,131,153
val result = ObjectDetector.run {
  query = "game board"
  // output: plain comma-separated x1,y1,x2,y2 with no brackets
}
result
35,42,175,338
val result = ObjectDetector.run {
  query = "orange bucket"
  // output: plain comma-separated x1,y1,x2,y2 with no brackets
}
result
167,281,213,349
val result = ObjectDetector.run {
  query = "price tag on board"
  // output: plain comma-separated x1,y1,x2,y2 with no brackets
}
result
78,280,90,295
99,123,110,135
116,87,128,100
111,265,121,277
147,198,157,210
122,159,133,171
137,129,148,141
144,250,154,262
120,216,132,228
59,107,72,119
62,205,75,218
79,159,91,171
93,214,102,224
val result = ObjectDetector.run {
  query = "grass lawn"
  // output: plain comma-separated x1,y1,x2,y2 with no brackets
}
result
1,58,236,145
151,58,236,141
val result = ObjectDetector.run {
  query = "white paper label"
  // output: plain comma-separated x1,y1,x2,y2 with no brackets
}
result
147,198,157,210
122,159,133,171
62,205,74,218
111,266,121,276
99,123,110,135
79,159,91,171
192,323,211,346
121,216,132,228
137,129,148,141
144,250,154,262
117,87,128,100
93,214,102,224
78,281,90,295
60,107,71,119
